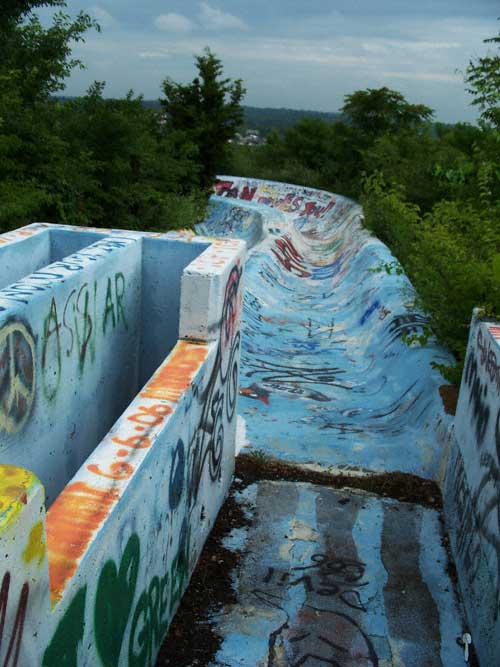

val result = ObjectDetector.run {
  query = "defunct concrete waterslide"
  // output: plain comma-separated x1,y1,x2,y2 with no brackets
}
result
205,177,453,478
0,177,498,666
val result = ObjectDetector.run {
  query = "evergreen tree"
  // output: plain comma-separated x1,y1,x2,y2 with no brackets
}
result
161,48,246,189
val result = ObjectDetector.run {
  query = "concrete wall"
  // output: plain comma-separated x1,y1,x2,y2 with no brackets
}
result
444,313,500,667
0,223,245,666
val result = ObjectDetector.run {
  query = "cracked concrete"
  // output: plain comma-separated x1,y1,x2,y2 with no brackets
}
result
210,482,465,667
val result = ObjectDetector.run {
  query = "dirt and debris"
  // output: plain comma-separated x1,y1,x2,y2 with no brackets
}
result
236,452,443,510
156,488,250,666
156,453,463,666
439,384,459,416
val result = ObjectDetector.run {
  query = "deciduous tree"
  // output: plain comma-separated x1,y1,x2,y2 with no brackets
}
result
341,87,433,138
465,24,500,128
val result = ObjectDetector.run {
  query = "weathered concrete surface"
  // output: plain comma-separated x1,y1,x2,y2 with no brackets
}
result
202,178,454,481
211,481,465,667
444,313,500,667
0,223,245,666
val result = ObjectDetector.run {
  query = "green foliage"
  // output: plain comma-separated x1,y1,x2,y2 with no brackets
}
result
225,117,364,197
161,47,245,189
341,87,433,139
0,1,98,105
0,3,220,232
465,25,500,128
362,128,472,212
52,83,203,230
362,174,500,376
248,448,271,464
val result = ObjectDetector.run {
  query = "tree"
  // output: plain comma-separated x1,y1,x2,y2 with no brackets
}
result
341,87,433,138
0,1,97,105
161,48,246,189
0,0,98,230
465,24,500,128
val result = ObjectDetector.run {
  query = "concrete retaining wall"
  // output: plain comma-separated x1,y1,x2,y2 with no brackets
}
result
0,223,245,666
444,313,500,667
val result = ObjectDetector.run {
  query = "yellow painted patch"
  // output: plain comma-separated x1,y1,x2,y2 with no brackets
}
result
0,465,40,533
22,520,46,568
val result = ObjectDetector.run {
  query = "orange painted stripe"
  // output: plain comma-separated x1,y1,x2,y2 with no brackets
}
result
489,326,500,340
141,340,208,402
46,482,119,603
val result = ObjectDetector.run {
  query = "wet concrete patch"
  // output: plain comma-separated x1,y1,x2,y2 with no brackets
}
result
210,481,465,667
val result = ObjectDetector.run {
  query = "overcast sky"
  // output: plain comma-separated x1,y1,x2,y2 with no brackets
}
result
39,1,499,123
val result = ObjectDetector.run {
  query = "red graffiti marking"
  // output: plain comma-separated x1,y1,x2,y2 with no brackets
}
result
240,186,257,201
0,573,29,667
214,181,234,196
271,235,311,278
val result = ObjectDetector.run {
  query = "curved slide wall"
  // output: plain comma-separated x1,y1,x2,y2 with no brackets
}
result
201,177,454,480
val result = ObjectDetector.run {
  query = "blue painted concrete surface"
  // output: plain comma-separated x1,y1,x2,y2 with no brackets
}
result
0,222,246,666
201,178,454,480
211,481,465,667
443,314,500,667
0,229,210,505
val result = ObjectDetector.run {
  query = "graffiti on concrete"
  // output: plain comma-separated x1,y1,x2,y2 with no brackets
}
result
206,177,451,477
445,318,500,666
262,553,368,610
0,238,133,307
254,552,378,667
41,272,128,401
464,343,491,447
271,235,311,278
22,520,46,568
189,263,242,506
0,573,29,667
0,320,36,434
95,533,140,667
214,179,336,218
42,587,87,667
0,218,243,667
128,520,190,667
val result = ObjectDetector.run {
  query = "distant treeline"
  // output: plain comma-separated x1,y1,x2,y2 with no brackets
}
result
59,97,343,136
241,106,343,135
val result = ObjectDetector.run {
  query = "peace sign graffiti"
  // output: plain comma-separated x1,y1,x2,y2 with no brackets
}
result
0,321,36,433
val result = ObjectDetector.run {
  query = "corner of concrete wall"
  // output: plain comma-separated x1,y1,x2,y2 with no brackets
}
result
443,310,500,666
179,238,246,344
0,465,50,666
